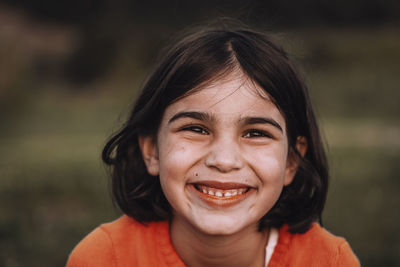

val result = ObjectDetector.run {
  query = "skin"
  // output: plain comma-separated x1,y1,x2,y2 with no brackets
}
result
139,71,306,267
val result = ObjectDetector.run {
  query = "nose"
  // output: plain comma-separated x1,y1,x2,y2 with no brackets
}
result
205,136,244,173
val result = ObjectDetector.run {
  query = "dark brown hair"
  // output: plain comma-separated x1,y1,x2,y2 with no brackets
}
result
102,26,329,233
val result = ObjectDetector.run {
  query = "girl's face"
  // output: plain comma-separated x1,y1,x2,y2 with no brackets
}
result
140,72,300,236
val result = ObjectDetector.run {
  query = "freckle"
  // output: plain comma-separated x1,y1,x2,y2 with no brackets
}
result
195,173,199,176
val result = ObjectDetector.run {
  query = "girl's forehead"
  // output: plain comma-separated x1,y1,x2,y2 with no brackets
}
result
164,72,285,124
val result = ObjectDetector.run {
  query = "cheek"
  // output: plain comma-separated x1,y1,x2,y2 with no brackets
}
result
157,141,202,211
248,145,288,182
158,139,202,182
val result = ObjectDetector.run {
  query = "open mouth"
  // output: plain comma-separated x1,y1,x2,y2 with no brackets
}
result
189,181,254,207
193,184,250,198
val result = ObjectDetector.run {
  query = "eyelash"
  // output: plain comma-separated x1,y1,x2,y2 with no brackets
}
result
181,125,209,135
243,129,272,138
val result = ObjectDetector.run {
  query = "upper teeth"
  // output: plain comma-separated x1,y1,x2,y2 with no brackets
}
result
197,185,247,197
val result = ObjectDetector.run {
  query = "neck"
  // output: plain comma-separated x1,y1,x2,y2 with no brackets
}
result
170,216,269,267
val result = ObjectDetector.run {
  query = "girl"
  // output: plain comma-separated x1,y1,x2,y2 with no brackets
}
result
67,26,360,266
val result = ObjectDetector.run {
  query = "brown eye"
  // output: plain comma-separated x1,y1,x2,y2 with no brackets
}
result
182,125,209,135
243,129,271,138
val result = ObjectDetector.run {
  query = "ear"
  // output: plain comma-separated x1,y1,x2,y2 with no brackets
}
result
138,136,159,176
284,136,307,186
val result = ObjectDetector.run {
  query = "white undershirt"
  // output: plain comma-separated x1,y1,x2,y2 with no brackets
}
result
265,228,279,266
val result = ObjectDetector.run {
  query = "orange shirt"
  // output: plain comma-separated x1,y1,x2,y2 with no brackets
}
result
67,216,360,267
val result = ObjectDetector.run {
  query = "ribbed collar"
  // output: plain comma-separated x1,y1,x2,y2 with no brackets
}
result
267,224,292,267
155,221,186,267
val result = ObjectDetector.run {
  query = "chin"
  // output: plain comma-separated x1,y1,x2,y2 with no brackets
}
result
191,214,257,236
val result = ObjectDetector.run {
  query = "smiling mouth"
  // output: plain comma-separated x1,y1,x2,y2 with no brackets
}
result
189,181,254,207
194,184,250,198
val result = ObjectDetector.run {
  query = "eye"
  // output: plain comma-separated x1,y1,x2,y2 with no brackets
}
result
243,129,271,138
181,125,209,135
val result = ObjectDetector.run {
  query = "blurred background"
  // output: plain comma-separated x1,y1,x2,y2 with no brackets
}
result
0,0,399,266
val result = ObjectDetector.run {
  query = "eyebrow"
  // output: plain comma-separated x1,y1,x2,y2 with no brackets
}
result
240,117,283,132
168,111,215,124
168,111,283,132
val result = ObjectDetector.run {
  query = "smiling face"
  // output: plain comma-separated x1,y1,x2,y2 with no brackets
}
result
139,72,301,236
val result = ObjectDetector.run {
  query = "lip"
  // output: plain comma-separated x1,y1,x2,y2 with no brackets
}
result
192,180,251,190
188,181,255,208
